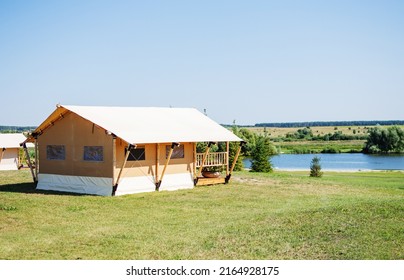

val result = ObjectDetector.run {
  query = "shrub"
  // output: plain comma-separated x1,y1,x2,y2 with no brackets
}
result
310,156,323,177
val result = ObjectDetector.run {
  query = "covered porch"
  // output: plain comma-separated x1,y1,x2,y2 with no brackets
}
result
194,141,244,186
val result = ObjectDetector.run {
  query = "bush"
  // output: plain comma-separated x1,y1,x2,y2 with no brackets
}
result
364,126,404,154
310,156,323,177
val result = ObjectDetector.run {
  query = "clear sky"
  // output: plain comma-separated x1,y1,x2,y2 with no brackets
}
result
1,0,403,126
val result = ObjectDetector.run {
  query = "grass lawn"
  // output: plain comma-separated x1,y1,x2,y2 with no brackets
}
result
0,170,403,260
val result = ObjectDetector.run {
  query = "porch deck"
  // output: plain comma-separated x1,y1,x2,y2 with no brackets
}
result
195,176,226,186
195,151,228,186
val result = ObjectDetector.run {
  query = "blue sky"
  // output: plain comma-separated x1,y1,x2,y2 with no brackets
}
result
1,0,403,126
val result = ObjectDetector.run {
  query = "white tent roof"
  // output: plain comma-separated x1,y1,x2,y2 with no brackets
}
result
33,105,243,144
0,133,26,148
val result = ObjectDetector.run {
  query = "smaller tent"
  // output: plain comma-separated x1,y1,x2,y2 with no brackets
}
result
0,133,26,170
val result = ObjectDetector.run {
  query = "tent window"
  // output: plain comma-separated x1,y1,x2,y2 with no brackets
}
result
126,146,145,161
166,144,184,159
83,146,104,162
46,145,65,160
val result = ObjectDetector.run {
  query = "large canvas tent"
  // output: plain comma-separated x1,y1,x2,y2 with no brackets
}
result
0,133,26,170
25,105,243,196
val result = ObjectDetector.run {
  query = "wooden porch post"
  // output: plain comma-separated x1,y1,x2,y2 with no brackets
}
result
113,143,134,195
34,137,38,180
193,142,197,180
22,143,36,182
0,148,5,164
226,141,246,183
195,142,215,185
111,134,117,191
155,143,160,185
226,141,230,176
156,142,179,191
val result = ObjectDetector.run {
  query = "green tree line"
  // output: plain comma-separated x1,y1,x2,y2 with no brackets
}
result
254,120,404,128
0,126,36,133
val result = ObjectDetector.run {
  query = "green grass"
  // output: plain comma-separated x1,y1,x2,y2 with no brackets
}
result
1,170,403,260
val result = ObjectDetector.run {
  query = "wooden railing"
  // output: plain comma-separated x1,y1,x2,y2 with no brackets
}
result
196,152,227,167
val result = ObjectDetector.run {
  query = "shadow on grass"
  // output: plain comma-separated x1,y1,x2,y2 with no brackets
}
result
0,182,90,196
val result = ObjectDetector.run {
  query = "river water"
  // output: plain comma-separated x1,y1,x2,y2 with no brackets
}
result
243,153,404,171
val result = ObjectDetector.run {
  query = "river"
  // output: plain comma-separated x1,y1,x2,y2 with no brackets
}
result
243,153,404,171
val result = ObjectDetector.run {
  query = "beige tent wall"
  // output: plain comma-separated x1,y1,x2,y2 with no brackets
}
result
114,141,195,195
114,140,157,179
0,148,20,170
38,112,113,178
156,142,194,192
114,141,194,178
157,142,194,176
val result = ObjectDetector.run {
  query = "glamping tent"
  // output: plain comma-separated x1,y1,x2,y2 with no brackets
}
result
25,105,243,196
0,133,26,170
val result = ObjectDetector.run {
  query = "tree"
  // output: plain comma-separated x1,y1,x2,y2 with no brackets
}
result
250,134,273,172
238,128,256,156
310,156,323,177
364,126,404,154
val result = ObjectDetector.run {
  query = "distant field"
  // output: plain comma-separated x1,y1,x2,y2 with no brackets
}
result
248,126,370,138
1,170,403,260
245,125,404,153
248,126,368,153
248,125,404,138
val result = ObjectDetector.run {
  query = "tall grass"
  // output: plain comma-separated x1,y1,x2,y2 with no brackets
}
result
0,170,403,259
